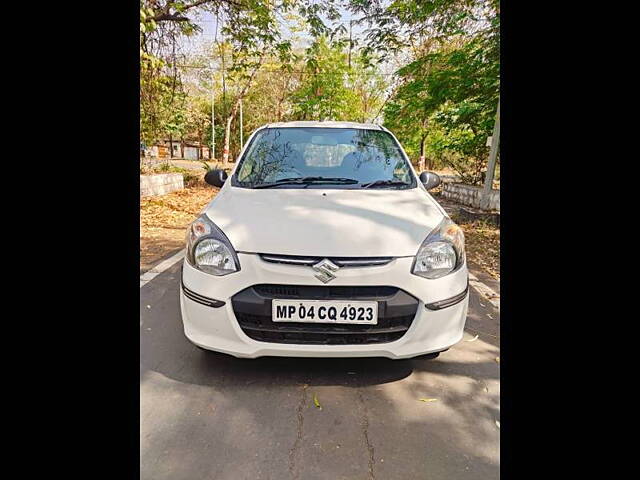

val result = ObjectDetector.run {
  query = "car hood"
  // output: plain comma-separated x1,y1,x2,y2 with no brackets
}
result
204,186,446,257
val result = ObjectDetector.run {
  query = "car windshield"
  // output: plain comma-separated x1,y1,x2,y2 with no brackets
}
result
233,127,416,189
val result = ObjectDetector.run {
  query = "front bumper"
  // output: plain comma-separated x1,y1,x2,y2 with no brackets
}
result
180,253,469,359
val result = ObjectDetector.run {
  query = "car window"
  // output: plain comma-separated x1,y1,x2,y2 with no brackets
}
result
233,127,415,189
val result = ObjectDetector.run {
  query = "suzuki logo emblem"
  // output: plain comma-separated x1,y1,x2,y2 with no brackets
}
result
312,258,339,283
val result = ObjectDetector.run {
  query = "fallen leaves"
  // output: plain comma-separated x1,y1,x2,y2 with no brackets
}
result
449,213,500,280
140,185,216,229
140,185,219,270
313,393,322,410
419,398,438,403
466,334,479,342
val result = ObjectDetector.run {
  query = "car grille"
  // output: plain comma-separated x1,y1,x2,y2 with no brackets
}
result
232,284,419,345
260,254,393,267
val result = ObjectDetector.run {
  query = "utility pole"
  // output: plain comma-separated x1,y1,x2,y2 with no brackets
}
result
211,13,219,161
348,20,353,69
210,62,215,161
239,98,244,150
480,97,500,210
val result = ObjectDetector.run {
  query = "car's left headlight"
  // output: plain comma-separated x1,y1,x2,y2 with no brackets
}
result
412,217,465,279
185,214,240,275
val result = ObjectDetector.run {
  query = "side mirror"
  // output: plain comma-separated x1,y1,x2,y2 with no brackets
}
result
204,169,228,188
419,171,442,190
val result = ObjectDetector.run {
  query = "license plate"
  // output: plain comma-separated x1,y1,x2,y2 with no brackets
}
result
272,300,378,324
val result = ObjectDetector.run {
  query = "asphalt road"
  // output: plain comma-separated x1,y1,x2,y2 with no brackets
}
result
140,261,500,480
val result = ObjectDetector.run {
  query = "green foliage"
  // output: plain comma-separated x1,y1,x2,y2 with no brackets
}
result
157,161,173,172
291,37,387,122
140,52,176,145
291,36,357,121
373,0,500,183
349,53,388,123
139,0,499,184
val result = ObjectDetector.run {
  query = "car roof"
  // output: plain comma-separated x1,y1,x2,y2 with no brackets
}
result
262,121,385,131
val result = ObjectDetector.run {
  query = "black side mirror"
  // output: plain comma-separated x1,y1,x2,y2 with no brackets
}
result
419,171,442,190
204,169,228,188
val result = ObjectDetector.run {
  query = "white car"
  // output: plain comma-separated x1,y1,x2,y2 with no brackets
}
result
180,121,468,359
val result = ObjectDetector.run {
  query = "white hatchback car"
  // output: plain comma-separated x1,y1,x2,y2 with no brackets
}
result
180,121,468,359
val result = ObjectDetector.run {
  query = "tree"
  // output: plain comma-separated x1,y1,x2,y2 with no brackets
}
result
353,0,500,182
140,0,348,163
183,96,212,159
140,3,192,147
349,52,388,123
140,52,174,145
165,93,188,158
213,2,300,165
292,36,359,121
140,0,499,185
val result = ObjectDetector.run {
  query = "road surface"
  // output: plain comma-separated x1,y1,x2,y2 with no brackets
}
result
140,260,500,480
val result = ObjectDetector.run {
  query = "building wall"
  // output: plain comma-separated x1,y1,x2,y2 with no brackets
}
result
154,145,169,159
184,146,199,160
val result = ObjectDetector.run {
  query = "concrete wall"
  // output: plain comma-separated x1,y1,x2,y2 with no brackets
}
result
442,183,500,211
140,173,184,197
439,174,462,184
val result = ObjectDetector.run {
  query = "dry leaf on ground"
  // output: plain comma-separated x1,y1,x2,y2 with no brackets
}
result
140,185,219,271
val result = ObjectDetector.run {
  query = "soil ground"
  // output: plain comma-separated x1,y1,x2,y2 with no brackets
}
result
140,182,218,272
435,195,500,280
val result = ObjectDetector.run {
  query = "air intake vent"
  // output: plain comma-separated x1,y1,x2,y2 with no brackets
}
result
260,254,393,268
232,284,418,345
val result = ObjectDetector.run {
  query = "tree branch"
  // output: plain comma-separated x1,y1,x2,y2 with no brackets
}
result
152,13,192,22
150,0,244,23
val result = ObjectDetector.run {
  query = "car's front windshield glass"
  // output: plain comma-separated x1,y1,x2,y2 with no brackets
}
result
233,127,416,189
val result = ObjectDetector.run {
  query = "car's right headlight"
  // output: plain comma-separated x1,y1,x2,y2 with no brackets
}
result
185,214,240,276
412,217,465,279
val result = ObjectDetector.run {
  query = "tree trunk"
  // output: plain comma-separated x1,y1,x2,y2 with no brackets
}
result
169,134,174,158
220,56,265,167
419,134,428,171
180,138,184,158
223,114,233,166
198,129,203,160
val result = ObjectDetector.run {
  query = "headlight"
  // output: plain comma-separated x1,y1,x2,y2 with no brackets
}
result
185,214,240,275
412,217,465,279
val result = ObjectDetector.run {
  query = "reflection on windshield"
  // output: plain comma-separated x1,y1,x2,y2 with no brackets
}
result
234,128,415,189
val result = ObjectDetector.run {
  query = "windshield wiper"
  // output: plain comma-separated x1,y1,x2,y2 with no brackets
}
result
360,179,411,189
253,177,359,189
